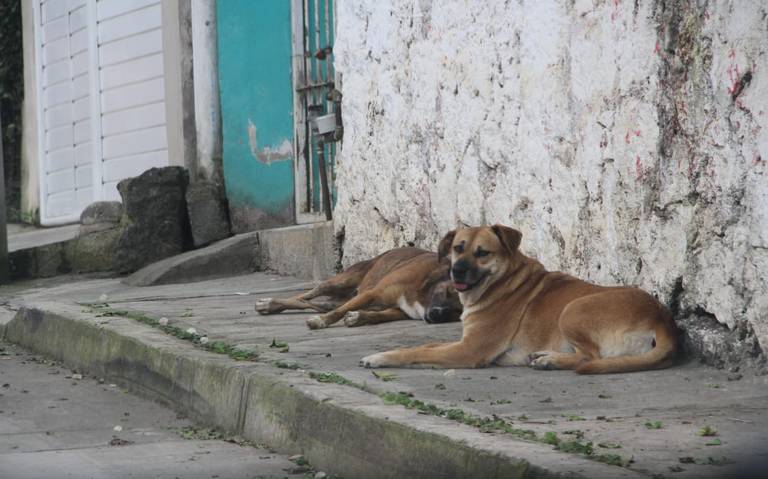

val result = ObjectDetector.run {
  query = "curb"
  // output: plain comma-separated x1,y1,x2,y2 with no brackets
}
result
2,305,642,479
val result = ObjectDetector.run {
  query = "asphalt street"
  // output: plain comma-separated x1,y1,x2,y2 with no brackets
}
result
0,340,319,479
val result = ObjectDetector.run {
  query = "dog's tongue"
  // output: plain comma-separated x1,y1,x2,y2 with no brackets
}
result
453,282,469,292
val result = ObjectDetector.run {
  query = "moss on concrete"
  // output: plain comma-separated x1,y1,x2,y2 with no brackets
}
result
86,303,258,361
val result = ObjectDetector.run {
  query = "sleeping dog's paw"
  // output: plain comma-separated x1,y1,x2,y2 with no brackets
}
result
343,311,363,327
527,351,558,370
254,298,273,315
306,315,328,330
360,353,387,368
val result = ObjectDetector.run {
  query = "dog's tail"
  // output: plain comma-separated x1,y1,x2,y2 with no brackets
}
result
575,315,678,375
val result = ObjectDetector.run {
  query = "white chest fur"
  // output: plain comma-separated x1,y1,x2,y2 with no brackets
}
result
397,295,426,320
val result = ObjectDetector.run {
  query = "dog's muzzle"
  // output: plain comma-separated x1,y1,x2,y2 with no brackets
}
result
451,260,482,292
425,306,454,324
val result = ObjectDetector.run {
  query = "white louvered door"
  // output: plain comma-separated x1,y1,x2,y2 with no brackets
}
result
33,0,169,225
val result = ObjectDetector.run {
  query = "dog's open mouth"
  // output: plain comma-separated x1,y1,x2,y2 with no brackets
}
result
452,271,488,292
453,281,475,292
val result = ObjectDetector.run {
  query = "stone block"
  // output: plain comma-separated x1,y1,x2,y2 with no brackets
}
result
113,166,192,273
186,181,231,248
80,201,123,225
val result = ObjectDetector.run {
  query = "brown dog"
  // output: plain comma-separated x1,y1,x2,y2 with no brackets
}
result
360,225,677,374
256,247,462,329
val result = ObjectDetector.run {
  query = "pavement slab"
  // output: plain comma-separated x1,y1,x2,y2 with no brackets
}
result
1,272,767,478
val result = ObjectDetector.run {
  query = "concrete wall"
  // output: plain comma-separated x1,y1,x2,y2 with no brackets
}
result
191,0,222,181
162,0,197,173
332,0,768,363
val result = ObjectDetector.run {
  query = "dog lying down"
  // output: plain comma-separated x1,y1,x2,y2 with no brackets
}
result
255,247,462,329
361,225,678,374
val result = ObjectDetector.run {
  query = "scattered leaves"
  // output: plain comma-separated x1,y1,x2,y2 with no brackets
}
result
269,338,289,353
274,361,302,370
176,426,223,441
372,371,398,382
594,453,633,467
680,456,733,466
108,436,135,446
598,442,622,449
645,420,663,430
557,440,593,455
542,431,560,445
564,414,586,421
698,425,717,437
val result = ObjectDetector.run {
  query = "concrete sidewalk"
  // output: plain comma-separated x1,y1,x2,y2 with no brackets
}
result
1,272,767,478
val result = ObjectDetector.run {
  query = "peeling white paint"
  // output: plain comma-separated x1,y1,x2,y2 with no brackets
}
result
247,119,292,165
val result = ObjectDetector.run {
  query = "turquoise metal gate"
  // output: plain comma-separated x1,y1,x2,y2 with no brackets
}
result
292,0,339,223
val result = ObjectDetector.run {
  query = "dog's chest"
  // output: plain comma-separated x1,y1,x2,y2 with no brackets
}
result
397,295,426,320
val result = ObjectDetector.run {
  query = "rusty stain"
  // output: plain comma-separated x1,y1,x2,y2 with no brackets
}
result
247,119,292,165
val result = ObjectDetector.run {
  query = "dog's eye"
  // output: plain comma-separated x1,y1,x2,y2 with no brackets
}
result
453,244,464,254
474,248,490,258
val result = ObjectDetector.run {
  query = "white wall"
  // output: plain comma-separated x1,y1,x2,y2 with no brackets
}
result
333,1,768,351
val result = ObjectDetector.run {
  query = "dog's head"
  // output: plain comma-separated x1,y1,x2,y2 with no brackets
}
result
437,224,522,298
424,269,463,324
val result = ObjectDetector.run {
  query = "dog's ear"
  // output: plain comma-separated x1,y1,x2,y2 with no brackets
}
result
491,224,522,254
437,229,457,263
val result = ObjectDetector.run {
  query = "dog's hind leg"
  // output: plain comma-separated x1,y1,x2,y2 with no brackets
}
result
306,291,379,329
343,308,410,327
527,351,590,370
256,279,355,314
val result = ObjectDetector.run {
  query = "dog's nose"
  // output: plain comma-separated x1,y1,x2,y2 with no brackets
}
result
451,260,469,281
425,307,445,324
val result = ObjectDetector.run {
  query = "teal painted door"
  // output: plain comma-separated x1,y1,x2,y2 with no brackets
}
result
218,0,295,233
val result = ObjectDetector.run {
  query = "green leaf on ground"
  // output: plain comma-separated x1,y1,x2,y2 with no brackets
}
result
269,338,289,352
645,420,663,430
563,414,586,421
598,442,622,449
372,371,398,382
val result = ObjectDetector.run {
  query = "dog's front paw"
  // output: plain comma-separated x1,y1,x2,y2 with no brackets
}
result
344,311,363,327
254,298,274,314
360,353,387,368
306,315,328,330
528,351,556,370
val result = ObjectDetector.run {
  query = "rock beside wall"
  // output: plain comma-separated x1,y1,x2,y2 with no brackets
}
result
333,0,768,367
114,167,192,273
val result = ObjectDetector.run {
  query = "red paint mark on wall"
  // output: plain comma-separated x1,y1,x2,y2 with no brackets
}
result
624,130,642,144
635,155,645,181
610,0,620,22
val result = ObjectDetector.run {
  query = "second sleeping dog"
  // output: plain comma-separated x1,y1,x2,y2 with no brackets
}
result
256,247,461,329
